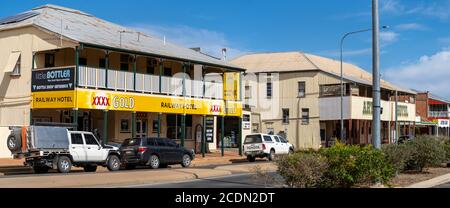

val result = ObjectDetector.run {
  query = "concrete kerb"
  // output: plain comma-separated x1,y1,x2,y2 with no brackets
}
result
405,173,450,188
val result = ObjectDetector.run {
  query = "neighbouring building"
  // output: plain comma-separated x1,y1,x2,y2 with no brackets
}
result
414,90,450,137
0,5,246,158
231,52,417,149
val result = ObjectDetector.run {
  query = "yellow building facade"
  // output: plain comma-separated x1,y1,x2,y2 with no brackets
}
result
0,5,245,157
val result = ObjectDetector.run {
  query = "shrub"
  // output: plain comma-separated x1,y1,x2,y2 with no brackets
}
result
276,151,328,188
382,143,414,174
320,143,394,188
444,139,450,162
406,136,446,172
319,143,359,188
354,145,394,186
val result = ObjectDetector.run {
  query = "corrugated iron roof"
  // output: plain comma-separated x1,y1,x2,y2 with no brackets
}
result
231,51,416,94
0,4,243,71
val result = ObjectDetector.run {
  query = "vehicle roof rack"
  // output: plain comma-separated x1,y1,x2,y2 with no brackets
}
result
33,122,77,129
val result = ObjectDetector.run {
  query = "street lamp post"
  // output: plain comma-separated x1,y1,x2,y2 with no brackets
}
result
372,0,382,149
340,25,389,144
340,29,371,143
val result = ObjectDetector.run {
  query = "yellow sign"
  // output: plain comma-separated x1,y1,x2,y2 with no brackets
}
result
75,89,242,116
32,88,242,116
31,90,76,109
223,72,240,101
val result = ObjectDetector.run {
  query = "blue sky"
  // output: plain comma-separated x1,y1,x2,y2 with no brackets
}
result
2,0,450,97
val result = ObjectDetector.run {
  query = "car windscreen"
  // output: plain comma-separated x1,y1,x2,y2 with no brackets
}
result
244,135,262,144
122,138,141,147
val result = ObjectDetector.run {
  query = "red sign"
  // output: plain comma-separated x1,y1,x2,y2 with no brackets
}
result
92,96,110,107
210,105,221,113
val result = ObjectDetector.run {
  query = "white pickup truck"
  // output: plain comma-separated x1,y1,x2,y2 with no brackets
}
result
243,133,295,162
7,125,121,174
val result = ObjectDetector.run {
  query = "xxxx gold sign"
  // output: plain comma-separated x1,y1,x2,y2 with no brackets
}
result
31,90,76,109
75,89,242,116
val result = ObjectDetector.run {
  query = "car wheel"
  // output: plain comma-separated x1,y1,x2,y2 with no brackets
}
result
7,135,21,152
83,165,98,172
181,154,191,168
33,165,49,174
149,155,160,169
247,155,256,162
268,149,275,161
57,156,72,173
107,155,120,171
288,148,294,155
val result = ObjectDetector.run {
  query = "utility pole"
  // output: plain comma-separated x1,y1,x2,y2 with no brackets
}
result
372,0,381,149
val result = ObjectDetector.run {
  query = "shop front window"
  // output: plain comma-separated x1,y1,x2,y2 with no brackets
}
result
166,115,192,140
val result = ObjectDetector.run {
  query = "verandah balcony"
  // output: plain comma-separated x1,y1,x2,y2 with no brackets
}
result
428,111,450,118
77,65,224,99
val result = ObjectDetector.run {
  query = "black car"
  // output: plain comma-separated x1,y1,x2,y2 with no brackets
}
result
119,137,195,169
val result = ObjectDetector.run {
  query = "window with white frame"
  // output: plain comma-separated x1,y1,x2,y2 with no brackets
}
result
12,55,21,76
298,81,305,97
282,108,290,124
302,108,309,125
245,85,252,99
266,74,272,98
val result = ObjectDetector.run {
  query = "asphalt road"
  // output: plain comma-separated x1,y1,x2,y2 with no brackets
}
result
122,172,284,188
0,160,272,178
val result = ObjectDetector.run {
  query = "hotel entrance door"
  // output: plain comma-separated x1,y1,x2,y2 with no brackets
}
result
136,119,147,138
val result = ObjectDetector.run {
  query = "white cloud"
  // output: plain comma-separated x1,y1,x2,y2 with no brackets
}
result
380,31,399,44
439,37,450,45
394,23,428,31
421,1,450,20
129,23,249,60
381,0,405,13
384,49,450,98
381,0,450,20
